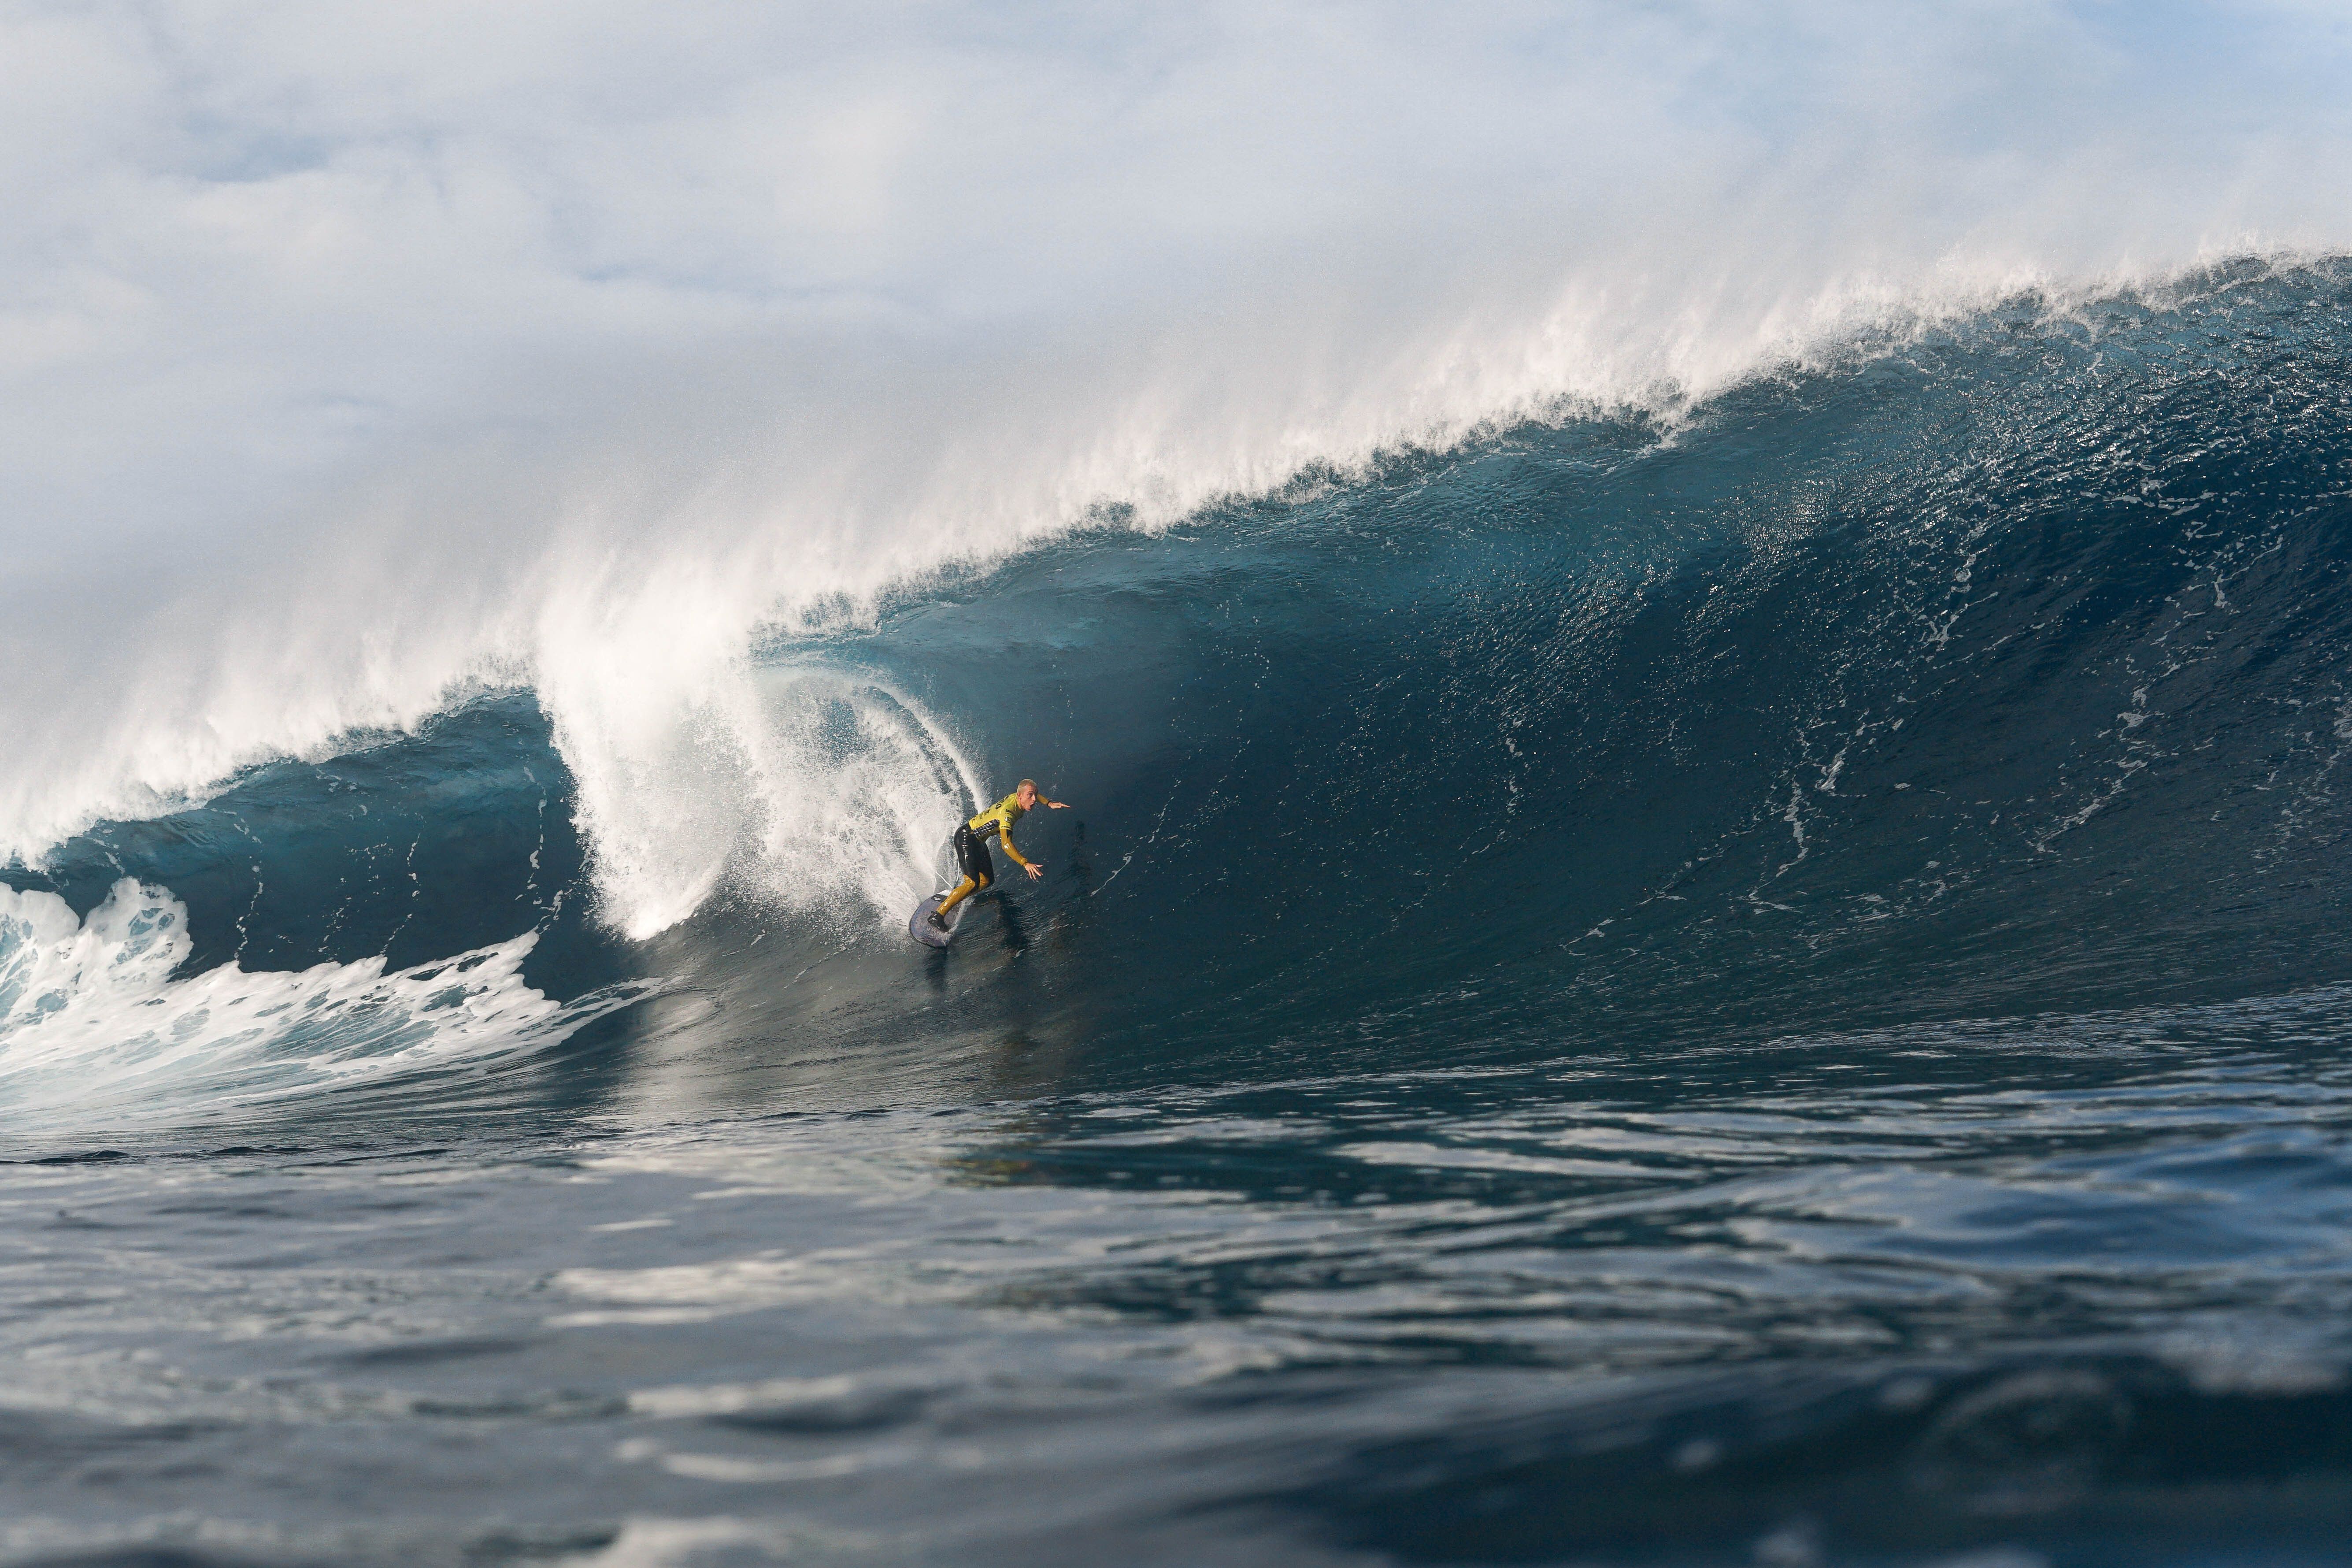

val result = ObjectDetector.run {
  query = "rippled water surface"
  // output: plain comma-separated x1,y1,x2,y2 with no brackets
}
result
11,984,2352,1566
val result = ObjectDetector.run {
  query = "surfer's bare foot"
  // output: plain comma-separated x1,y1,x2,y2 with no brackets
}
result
927,911,949,931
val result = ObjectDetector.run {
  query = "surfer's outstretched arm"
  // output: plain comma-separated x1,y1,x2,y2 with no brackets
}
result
1017,790,1068,874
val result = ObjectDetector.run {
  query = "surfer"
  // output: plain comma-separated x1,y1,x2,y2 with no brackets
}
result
929,779,1069,930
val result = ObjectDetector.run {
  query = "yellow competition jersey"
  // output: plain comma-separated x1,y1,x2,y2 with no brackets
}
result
965,791,1029,841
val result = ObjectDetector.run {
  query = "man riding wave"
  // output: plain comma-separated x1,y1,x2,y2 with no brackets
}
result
930,778,1069,930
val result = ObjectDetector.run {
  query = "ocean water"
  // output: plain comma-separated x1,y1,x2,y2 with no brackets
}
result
8,262,2352,1565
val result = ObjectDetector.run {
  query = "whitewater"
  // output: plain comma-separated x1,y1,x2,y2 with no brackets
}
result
11,5,2352,1566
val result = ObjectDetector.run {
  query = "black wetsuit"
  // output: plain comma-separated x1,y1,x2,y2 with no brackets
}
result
951,821,995,885
952,790,1033,889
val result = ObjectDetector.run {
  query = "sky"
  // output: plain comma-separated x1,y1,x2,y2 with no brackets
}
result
4,0,2351,924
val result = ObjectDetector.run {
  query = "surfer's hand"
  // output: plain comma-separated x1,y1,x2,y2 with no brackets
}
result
1024,861,1045,879
1048,801,1070,809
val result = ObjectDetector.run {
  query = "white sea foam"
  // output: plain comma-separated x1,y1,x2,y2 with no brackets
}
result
5,5,2352,935
0,879,642,1128
561,662,985,940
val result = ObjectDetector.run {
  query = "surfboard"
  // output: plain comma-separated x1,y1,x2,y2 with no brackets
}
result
908,893,964,948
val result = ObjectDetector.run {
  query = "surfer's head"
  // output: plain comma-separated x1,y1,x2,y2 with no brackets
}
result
1016,779,1038,807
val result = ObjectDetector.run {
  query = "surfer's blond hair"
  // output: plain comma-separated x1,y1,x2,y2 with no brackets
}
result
1017,778,1038,792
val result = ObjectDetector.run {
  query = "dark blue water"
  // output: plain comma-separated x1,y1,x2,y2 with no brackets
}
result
7,262,2352,1566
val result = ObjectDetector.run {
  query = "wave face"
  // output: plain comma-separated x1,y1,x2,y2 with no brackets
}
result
23,264,2351,1104
8,264,2352,1564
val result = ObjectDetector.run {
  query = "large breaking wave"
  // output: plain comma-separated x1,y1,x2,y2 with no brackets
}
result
6,259,2350,1127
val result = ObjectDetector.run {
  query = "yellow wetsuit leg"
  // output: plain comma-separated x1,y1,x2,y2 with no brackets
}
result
936,869,987,919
